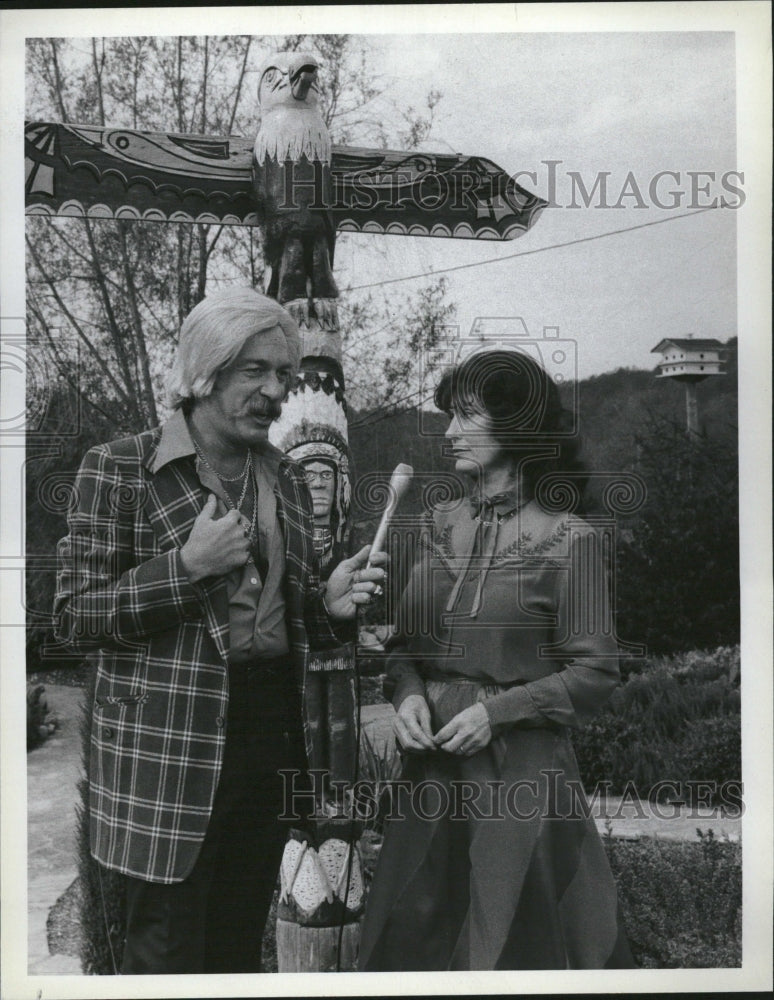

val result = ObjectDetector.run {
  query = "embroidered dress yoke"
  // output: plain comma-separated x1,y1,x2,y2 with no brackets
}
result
359,495,633,971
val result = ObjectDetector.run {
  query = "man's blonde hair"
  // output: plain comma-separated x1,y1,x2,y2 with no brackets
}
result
168,287,301,410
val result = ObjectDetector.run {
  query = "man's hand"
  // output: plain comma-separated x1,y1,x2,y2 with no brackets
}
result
324,545,388,620
394,694,436,752
180,494,251,583
434,702,492,756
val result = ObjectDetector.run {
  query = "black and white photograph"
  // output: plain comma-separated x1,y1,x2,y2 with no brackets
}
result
1,3,771,997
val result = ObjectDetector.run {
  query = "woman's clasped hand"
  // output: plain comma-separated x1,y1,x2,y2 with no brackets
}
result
395,694,492,756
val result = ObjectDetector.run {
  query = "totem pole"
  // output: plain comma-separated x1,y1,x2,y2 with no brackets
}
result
25,47,546,970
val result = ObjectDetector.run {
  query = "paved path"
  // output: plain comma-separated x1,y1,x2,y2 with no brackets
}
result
27,684,84,975
27,689,741,975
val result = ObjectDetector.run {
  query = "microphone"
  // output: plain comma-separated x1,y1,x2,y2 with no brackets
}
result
367,463,414,565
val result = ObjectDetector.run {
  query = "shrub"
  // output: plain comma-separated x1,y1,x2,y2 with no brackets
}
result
573,646,741,803
681,716,741,790
605,829,741,968
27,683,59,749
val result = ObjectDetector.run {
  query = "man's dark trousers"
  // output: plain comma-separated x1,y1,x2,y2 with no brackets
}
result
120,659,306,974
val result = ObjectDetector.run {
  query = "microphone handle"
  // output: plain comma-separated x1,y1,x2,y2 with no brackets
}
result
368,500,397,563
366,463,413,568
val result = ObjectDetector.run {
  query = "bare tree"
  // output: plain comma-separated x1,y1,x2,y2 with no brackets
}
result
26,34,449,429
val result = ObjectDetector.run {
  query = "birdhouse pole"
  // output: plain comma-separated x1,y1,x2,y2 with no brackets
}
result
650,335,726,438
685,381,701,437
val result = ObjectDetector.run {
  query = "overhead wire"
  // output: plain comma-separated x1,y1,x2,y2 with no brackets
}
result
343,203,732,423
344,204,729,293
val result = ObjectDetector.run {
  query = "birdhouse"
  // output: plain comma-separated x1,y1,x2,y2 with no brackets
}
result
651,336,728,436
650,337,726,383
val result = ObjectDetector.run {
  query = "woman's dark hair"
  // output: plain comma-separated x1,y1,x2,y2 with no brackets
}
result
434,348,587,504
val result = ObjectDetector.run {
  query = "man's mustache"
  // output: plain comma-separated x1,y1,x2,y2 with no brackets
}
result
248,403,283,420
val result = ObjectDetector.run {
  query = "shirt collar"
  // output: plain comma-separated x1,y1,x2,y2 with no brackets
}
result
468,486,526,521
150,407,285,477
151,408,195,473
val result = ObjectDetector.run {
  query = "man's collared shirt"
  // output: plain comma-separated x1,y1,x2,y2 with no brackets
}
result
152,408,289,662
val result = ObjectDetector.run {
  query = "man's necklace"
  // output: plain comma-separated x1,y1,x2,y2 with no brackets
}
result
192,439,251,483
193,439,258,542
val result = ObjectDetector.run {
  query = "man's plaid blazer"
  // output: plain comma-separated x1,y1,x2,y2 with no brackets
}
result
54,425,349,884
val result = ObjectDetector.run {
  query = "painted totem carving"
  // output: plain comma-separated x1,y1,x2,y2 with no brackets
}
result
25,47,547,966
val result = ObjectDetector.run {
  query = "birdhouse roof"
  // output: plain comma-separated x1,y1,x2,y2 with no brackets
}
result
650,338,725,353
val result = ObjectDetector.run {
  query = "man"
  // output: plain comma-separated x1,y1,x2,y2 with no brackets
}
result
54,288,385,974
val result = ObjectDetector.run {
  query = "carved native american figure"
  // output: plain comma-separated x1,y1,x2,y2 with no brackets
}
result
252,53,338,330
25,49,547,790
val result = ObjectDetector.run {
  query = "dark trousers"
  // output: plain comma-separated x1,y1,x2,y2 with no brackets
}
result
120,660,306,974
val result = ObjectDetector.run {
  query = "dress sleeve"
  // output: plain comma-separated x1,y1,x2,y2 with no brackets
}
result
482,525,621,731
383,514,437,709
53,445,204,652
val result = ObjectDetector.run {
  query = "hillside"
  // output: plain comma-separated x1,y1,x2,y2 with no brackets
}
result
348,341,739,654
349,339,738,518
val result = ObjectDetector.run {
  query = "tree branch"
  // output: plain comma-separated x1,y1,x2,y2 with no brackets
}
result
228,36,252,134
48,39,70,121
26,235,134,408
116,220,159,424
82,218,138,400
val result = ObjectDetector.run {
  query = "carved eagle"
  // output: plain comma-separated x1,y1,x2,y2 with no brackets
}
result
25,79,548,251
252,53,338,325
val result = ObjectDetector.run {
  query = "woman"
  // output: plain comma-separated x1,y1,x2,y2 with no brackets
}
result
359,348,633,971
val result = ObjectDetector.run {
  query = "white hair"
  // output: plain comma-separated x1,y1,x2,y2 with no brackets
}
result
167,288,301,410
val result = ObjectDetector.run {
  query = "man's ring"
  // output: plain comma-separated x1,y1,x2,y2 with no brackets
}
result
373,584,383,597
354,569,361,584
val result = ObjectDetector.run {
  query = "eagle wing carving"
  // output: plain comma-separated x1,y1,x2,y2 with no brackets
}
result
26,121,546,240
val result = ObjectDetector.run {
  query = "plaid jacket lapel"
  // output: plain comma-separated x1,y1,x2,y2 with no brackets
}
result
144,454,230,663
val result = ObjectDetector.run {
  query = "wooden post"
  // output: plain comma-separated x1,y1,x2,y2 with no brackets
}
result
276,920,361,973
685,381,700,437
275,824,365,972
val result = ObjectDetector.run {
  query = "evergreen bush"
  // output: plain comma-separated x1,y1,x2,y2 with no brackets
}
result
573,647,740,803
605,829,741,968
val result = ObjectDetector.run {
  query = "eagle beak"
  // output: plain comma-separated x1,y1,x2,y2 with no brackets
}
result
291,64,317,101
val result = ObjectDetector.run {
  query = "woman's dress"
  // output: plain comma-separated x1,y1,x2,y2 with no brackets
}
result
358,493,633,970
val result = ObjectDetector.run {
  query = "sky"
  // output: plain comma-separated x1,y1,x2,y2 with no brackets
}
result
13,12,744,380
334,30,739,379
